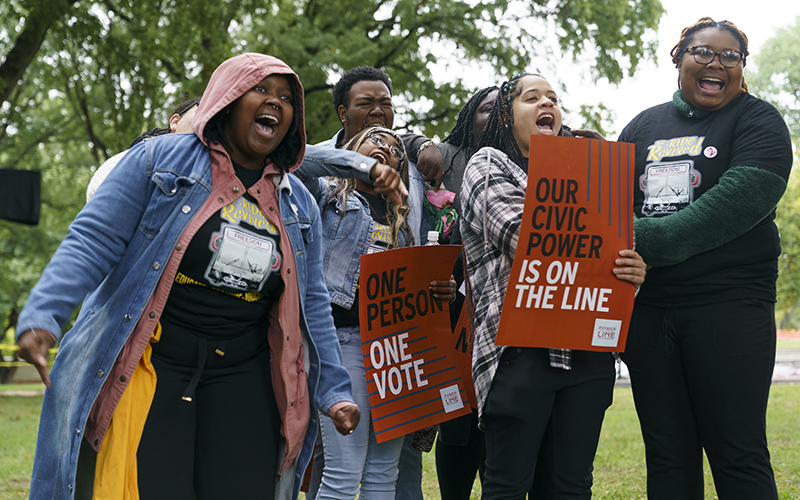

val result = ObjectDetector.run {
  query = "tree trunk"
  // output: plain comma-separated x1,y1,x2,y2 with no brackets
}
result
0,0,78,106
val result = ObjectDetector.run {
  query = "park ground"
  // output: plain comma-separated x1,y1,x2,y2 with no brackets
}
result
2,335,799,499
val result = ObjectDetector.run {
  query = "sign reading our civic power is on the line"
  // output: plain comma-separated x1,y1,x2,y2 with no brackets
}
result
496,135,637,352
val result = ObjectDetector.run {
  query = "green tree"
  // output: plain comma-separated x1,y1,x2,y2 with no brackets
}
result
750,16,800,143
749,16,800,327
0,0,664,341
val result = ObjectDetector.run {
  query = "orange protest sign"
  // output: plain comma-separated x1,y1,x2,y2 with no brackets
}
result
496,135,636,351
451,304,477,409
359,245,471,443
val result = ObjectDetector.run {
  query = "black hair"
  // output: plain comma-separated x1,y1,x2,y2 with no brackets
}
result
129,97,201,148
203,79,302,174
477,73,569,170
477,74,532,169
332,66,393,113
173,97,202,117
443,86,499,150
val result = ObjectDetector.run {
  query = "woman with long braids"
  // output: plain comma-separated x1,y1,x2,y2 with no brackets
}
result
403,85,498,215
460,73,647,499
296,126,456,500
15,53,365,499
620,18,792,500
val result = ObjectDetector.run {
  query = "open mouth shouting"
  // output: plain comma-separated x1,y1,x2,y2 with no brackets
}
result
370,150,388,164
255,113,280,138
698,77,725,95
537,113,556,135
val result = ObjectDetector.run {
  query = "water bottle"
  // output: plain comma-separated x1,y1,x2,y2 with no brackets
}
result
426,230,440,245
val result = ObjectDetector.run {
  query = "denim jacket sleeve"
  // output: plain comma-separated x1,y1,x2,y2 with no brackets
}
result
17,143,152,341
294,144,377,201
291,183,354,413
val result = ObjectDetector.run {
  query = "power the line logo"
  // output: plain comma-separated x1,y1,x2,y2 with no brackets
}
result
440,385,464,413
591,319,622,348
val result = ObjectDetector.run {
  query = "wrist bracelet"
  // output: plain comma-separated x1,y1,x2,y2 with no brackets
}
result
417,140,436,157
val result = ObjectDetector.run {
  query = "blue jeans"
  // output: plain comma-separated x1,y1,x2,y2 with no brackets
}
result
395,434,423,500
316,326,404,500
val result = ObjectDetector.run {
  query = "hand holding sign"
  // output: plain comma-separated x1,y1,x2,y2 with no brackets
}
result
496,136,638,351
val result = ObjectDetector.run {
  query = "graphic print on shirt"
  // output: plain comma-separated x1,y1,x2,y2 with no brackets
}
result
640,135,704,216
204,196,282,292
367,219,394,254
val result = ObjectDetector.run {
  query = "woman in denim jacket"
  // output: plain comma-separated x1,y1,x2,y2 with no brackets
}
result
15,53,369,500
295,127,455,500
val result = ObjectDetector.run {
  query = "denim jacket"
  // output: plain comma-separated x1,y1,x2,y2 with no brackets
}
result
293,160,409,310
316,128,433,247
16,135,365,499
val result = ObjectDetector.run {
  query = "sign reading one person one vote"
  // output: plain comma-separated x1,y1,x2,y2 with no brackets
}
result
359,245,471,443
496,135,637,351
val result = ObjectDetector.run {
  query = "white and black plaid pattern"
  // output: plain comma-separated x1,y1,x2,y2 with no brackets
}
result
460,147,571,418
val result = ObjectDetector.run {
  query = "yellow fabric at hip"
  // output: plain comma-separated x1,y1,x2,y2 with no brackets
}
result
92,323,161,500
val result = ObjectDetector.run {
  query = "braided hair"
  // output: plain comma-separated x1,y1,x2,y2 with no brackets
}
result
443,86,499,150
670,17,749,93
477,74,571,170
203,79,302,174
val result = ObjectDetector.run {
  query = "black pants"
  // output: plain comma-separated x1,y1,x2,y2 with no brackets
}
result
621,299,778,500
137,327,280,500
435,409,485,500
481,348,615,500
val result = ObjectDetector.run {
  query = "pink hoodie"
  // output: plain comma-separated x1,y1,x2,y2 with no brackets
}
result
85,53,315,473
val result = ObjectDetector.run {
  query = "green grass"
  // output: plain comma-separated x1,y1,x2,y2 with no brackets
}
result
0,395,42,500
3,387,799,499
777,339,800,350
421,386,800,500
0,384,44,394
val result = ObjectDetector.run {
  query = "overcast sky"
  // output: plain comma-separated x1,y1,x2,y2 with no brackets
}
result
419,1,800,139
561,1,800,136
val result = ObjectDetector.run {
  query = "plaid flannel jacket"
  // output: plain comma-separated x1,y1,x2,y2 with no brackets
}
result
460,147,571,418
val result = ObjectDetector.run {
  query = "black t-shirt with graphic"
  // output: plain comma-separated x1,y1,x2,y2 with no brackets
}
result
620,92,792,306
160,163,284,340
331,190,394,328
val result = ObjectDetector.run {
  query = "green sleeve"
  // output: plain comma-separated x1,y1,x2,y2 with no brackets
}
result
634,166,787,267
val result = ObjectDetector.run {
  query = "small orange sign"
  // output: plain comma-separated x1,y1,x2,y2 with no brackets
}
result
496,136,636,351
451,305,477,409
359,245,471,443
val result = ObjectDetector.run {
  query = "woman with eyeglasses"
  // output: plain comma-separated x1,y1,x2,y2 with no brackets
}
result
618,17,792,500
294,126,456,500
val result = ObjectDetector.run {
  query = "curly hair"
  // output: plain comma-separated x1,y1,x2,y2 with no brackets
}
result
203,80,302,174
325,126,412,247
670,17,749,93
332,66,393,113
443,86,499,150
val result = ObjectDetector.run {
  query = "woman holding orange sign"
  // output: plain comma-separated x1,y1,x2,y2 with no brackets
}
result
460,73,646,499
295,126,456,500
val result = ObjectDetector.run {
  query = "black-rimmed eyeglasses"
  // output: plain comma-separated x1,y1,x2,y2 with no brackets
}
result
687,46,745,68
367,133,405,163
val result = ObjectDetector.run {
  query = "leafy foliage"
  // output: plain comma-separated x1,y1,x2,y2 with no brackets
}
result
0,0,664,334
750,16,800,143
749,17,800,327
